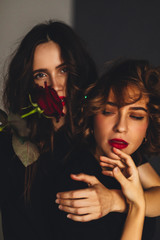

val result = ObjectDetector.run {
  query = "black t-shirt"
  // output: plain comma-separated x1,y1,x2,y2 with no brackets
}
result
0,132,54,240
0,132,156,240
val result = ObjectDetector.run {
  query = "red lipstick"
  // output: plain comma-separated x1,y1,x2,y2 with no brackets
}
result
59,96,66,106
108,138,128,149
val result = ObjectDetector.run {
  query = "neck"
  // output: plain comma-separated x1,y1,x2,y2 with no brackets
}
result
52,116,65,131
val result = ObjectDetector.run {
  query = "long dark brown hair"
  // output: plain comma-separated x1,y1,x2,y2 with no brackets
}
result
81,59,160,163
3,20,97,145
3,20,97,201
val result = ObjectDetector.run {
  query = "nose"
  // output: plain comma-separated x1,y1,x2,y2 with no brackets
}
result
113,114,128,133
50,74,64,93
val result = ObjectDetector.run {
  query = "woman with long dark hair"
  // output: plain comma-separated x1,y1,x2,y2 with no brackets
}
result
0,20,97,240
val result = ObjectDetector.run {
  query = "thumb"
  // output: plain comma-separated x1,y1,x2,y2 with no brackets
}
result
70,173,100,186
113,167,127,187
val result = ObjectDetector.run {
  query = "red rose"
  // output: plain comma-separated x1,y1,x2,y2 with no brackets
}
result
32,82,65,121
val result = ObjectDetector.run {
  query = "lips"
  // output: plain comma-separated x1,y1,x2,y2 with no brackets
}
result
59,96,66,106
108,138,128,149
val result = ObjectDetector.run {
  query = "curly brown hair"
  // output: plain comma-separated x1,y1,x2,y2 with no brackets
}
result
81,59,160,161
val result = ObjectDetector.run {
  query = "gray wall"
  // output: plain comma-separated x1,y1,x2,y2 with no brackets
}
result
0,0,73,109
0,1,73,239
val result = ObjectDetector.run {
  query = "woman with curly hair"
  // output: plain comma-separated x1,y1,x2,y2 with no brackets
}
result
56,59,160,239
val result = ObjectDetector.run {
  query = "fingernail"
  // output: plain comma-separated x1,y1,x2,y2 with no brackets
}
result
114,167,119,173
67,214,71,219
58,205,62,210
71,173,78,176
55,199,59,204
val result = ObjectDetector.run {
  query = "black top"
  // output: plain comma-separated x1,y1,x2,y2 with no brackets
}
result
0,132,156,240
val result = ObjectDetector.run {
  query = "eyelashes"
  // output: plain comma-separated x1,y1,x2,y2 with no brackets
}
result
102,110,113,116
33,67,68,81
102,110,145,120
130,116,144,120
60,67,68,74
33,73,47,80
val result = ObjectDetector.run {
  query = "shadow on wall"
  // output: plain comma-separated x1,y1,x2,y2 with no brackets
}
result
73,0,160,173
73,0,160,70
0,210,4,240
73,1,160,239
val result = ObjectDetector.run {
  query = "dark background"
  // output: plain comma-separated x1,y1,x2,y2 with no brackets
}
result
74,0,160,70
73,1,160,239
73,0,160,173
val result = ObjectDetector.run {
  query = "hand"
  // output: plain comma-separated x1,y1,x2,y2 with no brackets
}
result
56,173,115,222
107,148,145,240
101,148,145,206
100,147,127,177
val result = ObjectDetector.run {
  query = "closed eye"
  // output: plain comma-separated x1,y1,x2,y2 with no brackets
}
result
102,110,115,116
130,115,144,120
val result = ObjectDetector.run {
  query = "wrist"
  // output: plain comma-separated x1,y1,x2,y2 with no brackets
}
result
128,202,145,220
110,189,127,213
128,198,145,214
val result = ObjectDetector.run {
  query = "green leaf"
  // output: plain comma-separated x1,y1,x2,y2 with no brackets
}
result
12,134,40,167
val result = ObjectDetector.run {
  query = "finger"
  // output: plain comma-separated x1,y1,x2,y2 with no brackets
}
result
55,199,90,208
100,162,115,169
100,155,121,163
113,167,128,186
67,213,99,222
59,205,89,215
112,148,136,169
56,197,94,208
56,187,91,199
100,157,125,169
58,205,99,216
101,170,114,177
70,173,100,186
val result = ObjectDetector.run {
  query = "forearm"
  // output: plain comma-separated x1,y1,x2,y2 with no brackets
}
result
144,186,160,217
121,203,145,240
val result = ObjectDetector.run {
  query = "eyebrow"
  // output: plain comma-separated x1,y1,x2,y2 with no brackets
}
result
56,63,66,69
129,107,148,112
32,63,66,74
106,102,148,112
106,102,118,107
32,69,48,75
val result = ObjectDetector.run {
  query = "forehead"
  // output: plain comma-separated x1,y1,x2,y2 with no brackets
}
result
33,41,62,68
107,86,149,107
34,41,61,54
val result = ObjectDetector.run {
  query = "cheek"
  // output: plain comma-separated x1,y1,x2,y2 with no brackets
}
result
129,122,148,153
136,121,148,138
34,80,43,87
63,75,68,89
94,116,103,140
93,115,109,144
34,78,49,88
